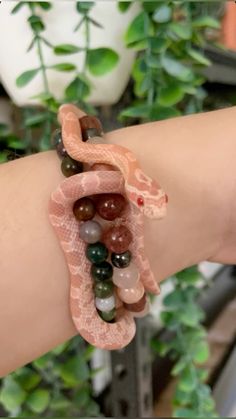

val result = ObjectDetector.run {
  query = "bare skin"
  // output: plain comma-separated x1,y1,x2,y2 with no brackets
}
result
0,106,236,376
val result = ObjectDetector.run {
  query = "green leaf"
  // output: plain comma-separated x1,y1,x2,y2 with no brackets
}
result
16,69,39,87
118,2,132,13
0,123,11,138
171,358,188,376
158,83,185,106
60,356,90,386
31,92,54,102
175,267,202,284
0,151,9,163
179,365,197,393
193,341,209,364
51,341,69,355
161,55,194,82
76,2,94,13
14,367,41,391
149,104,181,121
192,16,220,29
153,5,171,23
125,12,154,46
65,75,90,100
187,48,211,66
87,48,119,76
151,339,169,356
0,376,26,412
50,63,76,72
120,104,149,119
37,2,52,10
28,15,45,32
26,389,50,413
147,37,169,53
32,352,52,369
179,303,204,327
11,2,26,14
54,44,82,55
174,407,199,417
168,22,192,40
24,113,48,127
163,289,185,309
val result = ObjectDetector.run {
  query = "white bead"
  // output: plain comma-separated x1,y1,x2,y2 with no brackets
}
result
113,262,140,288
95,295,115,312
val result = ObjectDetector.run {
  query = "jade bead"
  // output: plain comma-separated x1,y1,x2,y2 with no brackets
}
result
111,250,132,268
91,261,113,281
73,197,96,222
61,155,83,177
98,308,116,322
86,242,108,263
94,280,114,298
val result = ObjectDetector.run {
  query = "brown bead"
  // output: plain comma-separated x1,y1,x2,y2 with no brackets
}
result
124,293,146,313
73,197,96,221
95,193,126,221
80,115,103,141
51,128,67,158
103,225,132,253
61,156,83,177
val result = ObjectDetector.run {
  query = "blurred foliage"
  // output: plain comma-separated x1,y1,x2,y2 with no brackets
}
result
152,267,217,417
0,337,101,416
0,1,226,417
120,0,222,122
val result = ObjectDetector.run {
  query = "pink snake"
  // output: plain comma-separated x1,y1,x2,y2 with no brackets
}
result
48,104,168,350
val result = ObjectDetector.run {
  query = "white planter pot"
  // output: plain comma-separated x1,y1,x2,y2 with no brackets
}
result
0,1,138,106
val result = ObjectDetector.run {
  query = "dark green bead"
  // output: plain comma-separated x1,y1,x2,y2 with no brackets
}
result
94,280,114,298
61,155,83,177
91,261,113,281
98,308,116,322
86,242,108,264
51,128,62,147
111,250,132,268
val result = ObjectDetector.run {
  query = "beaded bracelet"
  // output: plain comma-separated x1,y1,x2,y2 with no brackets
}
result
49,104,168,350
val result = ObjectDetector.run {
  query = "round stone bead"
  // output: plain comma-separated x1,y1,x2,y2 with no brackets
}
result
124,293,146,312
103,225,132,253
51,129,67,158
113,262,140,288
79,220,102,244
117,281,144,304
86,242,108,263
111,250,132,269
131,300,150,318
51,128,62,147
95,193,126,221
61,155,83,177
98,308,116,322
80,115,103,141
73,197,96,222
91,261,113,281
95,295,115,312
94,280,114,298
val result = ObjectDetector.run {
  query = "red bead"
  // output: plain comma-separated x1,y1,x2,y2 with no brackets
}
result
103,225,132,253
137,196,144,206
124,293,146,312
95,193,126,221
79,115,103,141
73,197,96,221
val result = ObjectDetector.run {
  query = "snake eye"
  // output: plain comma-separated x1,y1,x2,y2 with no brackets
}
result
137,196,144,206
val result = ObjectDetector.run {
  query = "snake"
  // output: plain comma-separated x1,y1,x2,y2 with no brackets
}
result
48,104,168,350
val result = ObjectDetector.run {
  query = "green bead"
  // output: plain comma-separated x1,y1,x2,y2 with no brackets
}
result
98,308,116,322
61,155,83,177
94,280,114,298
91,261,113,281
86,242,108,264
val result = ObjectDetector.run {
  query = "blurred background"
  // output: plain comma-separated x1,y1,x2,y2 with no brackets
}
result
0,1,236,417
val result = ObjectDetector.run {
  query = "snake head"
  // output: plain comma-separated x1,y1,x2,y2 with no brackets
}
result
126,174,168,220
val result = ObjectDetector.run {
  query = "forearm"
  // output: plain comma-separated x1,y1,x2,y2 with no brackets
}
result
1,106,236,375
